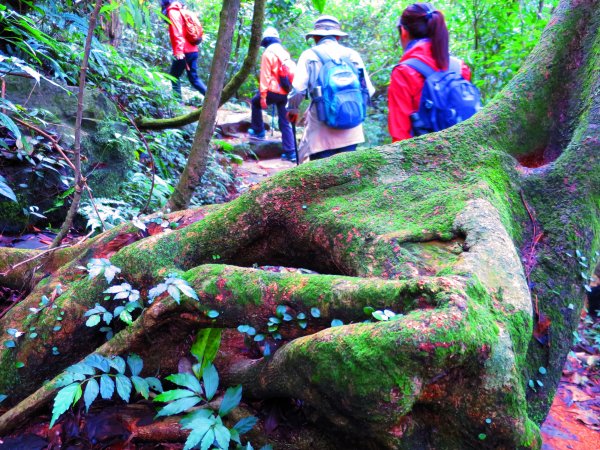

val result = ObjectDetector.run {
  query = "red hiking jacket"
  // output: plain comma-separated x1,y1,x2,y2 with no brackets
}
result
388,40,472,142
166,2,198,56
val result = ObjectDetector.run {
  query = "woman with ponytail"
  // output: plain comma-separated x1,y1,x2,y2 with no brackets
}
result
388,3,472,142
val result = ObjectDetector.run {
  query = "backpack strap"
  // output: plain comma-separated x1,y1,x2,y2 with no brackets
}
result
400,58,435,78
449,57,462,75
310,45,333,65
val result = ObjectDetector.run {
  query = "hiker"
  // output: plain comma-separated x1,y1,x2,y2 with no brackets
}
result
286,15,375,162
388,3,476,142
161,0,207,100
248,27,296,162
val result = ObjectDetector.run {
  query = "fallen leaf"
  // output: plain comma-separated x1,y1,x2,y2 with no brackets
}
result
564,385,593,402
95,233,140,258
533,311,551,345
572,409,600,426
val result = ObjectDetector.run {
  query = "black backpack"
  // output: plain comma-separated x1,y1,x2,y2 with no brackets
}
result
400,57,481,136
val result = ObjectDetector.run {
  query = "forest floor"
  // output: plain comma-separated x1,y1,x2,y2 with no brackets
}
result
1,130,598,448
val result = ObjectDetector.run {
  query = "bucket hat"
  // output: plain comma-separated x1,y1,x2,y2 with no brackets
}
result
305,15,348,39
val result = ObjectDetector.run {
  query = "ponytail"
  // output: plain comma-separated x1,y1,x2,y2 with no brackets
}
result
399,3,449,70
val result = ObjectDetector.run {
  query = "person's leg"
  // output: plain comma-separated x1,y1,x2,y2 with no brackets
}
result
184,52,207,95
169,58,186,99
310,144,357,161
271,93,294,153
249,92,265,136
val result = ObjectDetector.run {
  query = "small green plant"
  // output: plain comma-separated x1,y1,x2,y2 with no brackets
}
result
149,273,199,304
50,353,162,427
85,258,121,284
152,328,262,449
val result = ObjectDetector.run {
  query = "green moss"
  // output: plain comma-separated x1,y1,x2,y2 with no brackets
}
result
0,348,19,396
0,199,28,233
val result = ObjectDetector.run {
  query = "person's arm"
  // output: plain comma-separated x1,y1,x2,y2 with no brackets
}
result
388,65,419,142
167,8,186,59
286,51,311,121
258,51,273,109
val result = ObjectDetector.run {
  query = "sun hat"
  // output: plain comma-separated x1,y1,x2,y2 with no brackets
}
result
262,27,280,39
305,15,348,39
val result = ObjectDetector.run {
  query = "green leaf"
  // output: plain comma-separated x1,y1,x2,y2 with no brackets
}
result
154,388,197,403
4,340,15,348
0,112,21,141
331,319,343,327
167,284,181,303
190,328,222,376
0,175,17,202
86,315,101,327
219,385,242,416
254,334,265,342
177,282,199,300
180,408,214,428
166,373,203,395
83,378,99,412
202,364,219,401
200,428,215,450
213,422,231,449
276,305,287,317
145,376,163,393
310,307,321,318
183,417,213,450
127,354,143,376
156,395,202,417
100,374,115,399
66,362,96,376
108,356,126,374
207,310,220,318
50,383,81,427
372,311,387,321
233,416,258,434
312,0,326,14
85,354,110,373
131,375,149,399
115,374,132,402
538,366,547,375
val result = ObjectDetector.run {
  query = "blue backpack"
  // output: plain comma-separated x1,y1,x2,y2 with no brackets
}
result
311,46,368,130
400,57,481,136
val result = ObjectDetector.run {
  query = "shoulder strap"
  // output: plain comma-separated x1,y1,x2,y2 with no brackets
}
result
310,45,333,65
400,58,435,77
449,57,461,74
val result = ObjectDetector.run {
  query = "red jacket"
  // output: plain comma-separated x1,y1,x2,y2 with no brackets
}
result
388,40,472,142
166,2,198,56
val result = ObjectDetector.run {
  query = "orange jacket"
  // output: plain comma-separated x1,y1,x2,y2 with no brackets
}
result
259,43,290,99
166,2,198,56
388,40,472,142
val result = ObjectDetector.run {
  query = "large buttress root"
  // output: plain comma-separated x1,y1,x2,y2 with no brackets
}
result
1,1,599,447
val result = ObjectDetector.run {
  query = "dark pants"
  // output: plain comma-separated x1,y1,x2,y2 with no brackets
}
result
250,91,294,153
169,52,207,98
310,144,357,160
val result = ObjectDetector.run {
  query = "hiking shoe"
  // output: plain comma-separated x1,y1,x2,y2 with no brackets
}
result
281,152,297,163
248,128,266,138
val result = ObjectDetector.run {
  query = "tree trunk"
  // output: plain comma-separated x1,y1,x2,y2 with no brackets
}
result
1,0,598,448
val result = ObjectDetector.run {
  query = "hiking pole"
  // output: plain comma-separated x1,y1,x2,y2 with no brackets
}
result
291,122,299,166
